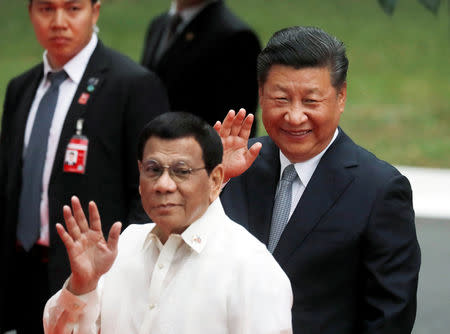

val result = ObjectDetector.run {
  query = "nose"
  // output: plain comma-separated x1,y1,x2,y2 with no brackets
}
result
284,104,308,125
51,9,68,29
153,169,177,193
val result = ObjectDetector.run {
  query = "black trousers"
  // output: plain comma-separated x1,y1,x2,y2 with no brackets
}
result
7,244,49,334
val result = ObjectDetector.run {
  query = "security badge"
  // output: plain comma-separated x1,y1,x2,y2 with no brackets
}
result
63,119,89,174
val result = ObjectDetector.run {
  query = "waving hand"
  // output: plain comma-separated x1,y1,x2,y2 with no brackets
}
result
214,109,262,183
56,196,122,295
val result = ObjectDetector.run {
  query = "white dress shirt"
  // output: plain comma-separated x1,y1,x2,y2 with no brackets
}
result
23,33,98,246
43,199,293,333
279,129,339,219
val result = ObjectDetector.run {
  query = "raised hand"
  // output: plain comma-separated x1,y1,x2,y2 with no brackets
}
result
214,108,262,183
56,196,122,295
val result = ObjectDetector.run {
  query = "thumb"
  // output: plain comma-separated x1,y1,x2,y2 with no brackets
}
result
245,142,262,166
107,221,122,252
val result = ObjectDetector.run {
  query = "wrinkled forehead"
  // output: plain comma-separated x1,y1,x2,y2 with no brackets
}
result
142,136,203,164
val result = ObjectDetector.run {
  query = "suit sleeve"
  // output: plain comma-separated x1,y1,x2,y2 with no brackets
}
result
123,71,169,224
362,174,421,333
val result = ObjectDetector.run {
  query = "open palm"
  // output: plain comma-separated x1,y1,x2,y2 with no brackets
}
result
56,196,122,295
214,109,262,183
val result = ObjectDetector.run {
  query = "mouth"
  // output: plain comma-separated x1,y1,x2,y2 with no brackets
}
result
50,37,70,44
281,129,312,137
153,203,180,210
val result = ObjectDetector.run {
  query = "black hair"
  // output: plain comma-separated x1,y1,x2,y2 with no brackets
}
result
137,112,223,175
257,26,348,89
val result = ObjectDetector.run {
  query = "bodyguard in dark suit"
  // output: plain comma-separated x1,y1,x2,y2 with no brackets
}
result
0,0,169,333
141,0,261,135
218,27,421,333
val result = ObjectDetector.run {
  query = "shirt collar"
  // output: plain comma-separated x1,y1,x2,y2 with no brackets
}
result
143,198,223,254
279,128,339,187
42,33,98,85
169,0,216,27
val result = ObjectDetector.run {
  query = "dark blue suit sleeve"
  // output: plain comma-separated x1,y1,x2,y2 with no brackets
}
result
362,174,421,333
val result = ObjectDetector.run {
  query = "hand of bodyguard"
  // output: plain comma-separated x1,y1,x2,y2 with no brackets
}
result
56,196,122,296
214,108,262,183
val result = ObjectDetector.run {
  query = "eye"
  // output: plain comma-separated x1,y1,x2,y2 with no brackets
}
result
68,6,81,12
39,6,54,13
304,99,318,104
143,161,162,175
172,162,192,176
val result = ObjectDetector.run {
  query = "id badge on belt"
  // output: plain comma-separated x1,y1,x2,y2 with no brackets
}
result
63,119,88,174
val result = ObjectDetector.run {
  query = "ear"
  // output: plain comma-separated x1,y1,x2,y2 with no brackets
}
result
208,164,224,203
337,82,347,114
91,1,101,26
258,85,264,108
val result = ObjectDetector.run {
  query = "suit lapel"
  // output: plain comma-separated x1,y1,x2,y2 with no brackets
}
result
273,130,358,265
157,1,219,69
147,15,170,68
50,41,108,181
247,137,280,244
12,67,43,155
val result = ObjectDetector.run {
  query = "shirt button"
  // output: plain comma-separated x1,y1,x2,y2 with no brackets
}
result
158,263,164,269
149,304,156,310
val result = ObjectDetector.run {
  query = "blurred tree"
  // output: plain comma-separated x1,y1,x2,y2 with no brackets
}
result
378,0,441,15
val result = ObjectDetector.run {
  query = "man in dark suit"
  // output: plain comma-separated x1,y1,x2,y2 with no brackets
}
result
141,0,261,135
217,26,421,333
0,0,169,333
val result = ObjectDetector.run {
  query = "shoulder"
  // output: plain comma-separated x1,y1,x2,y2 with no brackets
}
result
220,216,292,308
333,129,405,182
6,64,42,94
199,2,258,41
146,12,168,31
222,216,287,278
100,45,151,77
118,223,155,250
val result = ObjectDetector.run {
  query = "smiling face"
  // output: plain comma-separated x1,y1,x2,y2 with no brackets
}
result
29,0,100,69
260,64,347,163
138,136,223,242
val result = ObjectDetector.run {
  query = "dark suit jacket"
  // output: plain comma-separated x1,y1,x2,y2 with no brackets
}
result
221,130,421,334
0,41,169,330
141,0,261,134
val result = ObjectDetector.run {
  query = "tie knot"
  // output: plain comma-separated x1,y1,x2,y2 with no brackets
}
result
281,164,297,183
48,70,67,88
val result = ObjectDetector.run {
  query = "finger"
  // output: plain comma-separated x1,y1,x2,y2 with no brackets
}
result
71,196,89,233
213,121,222,134
88,201,102,232
219,109,236,137
107,221,122,252
63,205,81,241
230,108,247,136
245,142,263,166
239,112,254,139
56,223,75,250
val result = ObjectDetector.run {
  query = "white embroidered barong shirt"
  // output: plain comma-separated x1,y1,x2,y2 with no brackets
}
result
43,199,293,333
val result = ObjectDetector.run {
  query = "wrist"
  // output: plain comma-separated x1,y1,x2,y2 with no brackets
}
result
67,274,98,296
